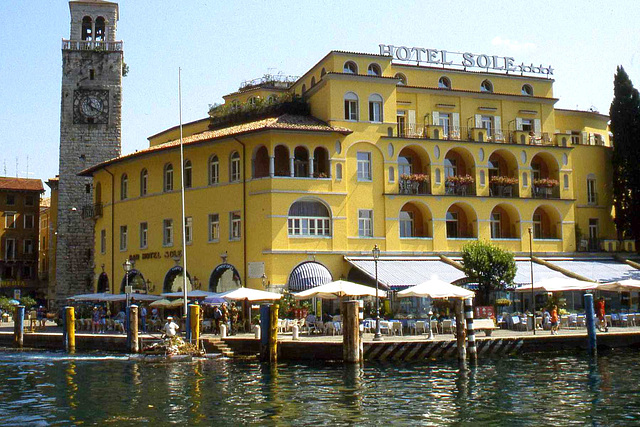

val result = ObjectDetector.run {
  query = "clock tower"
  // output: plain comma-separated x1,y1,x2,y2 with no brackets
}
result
56,0,122,304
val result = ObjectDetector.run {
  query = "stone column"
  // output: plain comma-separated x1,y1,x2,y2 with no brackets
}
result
269,156,275,177
309,157,315,177
289,157,295,177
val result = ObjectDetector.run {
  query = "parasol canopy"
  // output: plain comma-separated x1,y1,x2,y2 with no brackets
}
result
149,299,172,308
68,292,113,302
161,290,217,299
203,288,283,303
396,278,474,299
293,280,386,300
596,279,640,292
168,298,185,308
513,276,598,293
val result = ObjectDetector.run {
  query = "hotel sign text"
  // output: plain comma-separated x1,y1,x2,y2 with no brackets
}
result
379,44,553,76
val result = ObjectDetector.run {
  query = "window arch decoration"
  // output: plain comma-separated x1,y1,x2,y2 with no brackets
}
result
368,93,383,122
209,155,219,184
367,63,382,76
287,199,331,237
481,79,493,93
164,163,174,192
343,61,358,74
394,73,407,85
344,91,359,121
438,76,451,89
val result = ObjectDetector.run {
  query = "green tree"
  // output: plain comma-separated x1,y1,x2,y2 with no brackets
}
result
609,66,640,247
461,240,516,306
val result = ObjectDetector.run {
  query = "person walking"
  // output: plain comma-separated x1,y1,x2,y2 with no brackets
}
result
140,305,147,333
221,303,229,335
213,305,222,335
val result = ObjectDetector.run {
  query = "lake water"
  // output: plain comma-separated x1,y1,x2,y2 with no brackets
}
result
1,348,639,425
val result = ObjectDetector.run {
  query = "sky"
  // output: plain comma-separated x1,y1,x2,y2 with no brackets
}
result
1,0,639,194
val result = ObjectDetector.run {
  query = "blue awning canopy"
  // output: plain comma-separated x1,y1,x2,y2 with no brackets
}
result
287,262,333,291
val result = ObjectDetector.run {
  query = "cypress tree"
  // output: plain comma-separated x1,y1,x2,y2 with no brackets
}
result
609,66,640,248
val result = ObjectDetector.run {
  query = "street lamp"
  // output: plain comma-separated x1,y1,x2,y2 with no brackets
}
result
372,244,383,341
528,227,536,335
123,258,133,308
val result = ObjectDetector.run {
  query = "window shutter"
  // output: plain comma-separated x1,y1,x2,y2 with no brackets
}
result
534,119,541,134
581,131,588,145
474,114,482,128
452,113,460,134
516,118,523,131
432,111,439,126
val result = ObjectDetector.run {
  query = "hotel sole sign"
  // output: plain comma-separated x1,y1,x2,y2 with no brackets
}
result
379,44,553,76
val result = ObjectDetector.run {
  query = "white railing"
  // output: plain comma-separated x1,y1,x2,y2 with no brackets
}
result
62,39,123,52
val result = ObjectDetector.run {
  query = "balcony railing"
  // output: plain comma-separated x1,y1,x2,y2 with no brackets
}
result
399,177,431,195
392,124,560,146
62,39,123,52
490,183,519,198
445,182,476,196
532,185,560,199
82,203,103,219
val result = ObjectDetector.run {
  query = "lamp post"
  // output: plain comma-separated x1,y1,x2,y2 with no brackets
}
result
372,244,383,341
123,259,132,308
528,227,536,335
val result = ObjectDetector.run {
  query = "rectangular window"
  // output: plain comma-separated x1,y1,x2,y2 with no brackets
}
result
6,194,15,206
369,101,382,122
439,113,450,137
5,238,16,260
25,195,35,206
22,265,32,279
357,152,372,181
230,212,241,240
533,214,542,239
345,99,358,121
140,222,148,249
24,214,35,229
5,212,16,229
399,211,414,238
521,118,533,132
445,159,457,179
185,217,193,245
358,210,373,237
231,155,241,182
446,213,459,238
571,131,581,145
397,111,406,137
210,159,219,184
287,217,331,237
490,213,501,239
163,219,173,246
119,225,128,251
208,214,220,242
481,115,493,137
24,239,33,255
100,229,107,254
587,179,597,204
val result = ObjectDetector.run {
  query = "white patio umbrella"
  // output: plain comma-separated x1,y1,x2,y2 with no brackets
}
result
219,287,283,302
597,279,640,292
513,276,598,293
149,299,171,307
396,278,474,299
68,292,112,302
104,293,161,302
292,280,386,300
161,290,217,299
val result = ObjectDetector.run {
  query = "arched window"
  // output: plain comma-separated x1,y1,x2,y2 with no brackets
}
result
209,155,219,184
395,73,407,85
301,84,306,94
248,96,258,106
344,92,359,121
521,84,533,96
120,174,128,200
446,211,459,238
438,76,451,89
230,152,241,182
253,146,269,178
294,146,309,177
164,164,174,192
481,79,493,93
368,94,383,122
388,166,395,183
587,174,597,204
287,200,331,237
184,160,192,189
81,16,92,41
313,147,330,177
343,61,358,74
267,95,277,104
139,169,148,196
274,145,290,176
336,163,343,180
95,17,105,41
311,77,316,87
367,63,381,76
321,68,326,77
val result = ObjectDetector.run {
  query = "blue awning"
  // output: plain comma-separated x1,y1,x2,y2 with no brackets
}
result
287,262,333,291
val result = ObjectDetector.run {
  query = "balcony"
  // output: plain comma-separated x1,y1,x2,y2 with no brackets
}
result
532,184,560,199
82,203,103,219
62,39,123,52
391,123,561,146
399,176,431,195
489,183,519,198
445,176,476,196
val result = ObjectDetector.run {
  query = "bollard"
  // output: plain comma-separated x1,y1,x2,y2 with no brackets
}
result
189,304,200,350
65,306,75,353
220,323,227,338
129,305,139,353
254,324,261,340
186,306,192,342
464,298,477,364
292,324,299,341
455,299,467,370
343,300,362,363
584,293,597,355
269,304,279,364
260,304,270,361
14,305,25,348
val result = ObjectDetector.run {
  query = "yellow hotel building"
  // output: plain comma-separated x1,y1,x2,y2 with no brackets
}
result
80,49,632,295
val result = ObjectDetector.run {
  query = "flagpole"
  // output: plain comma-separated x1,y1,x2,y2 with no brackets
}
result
179,68,188,317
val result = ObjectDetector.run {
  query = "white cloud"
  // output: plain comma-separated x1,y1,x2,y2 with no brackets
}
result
491,36,537,54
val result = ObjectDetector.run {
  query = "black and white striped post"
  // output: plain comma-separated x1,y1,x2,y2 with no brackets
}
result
464,298,477,364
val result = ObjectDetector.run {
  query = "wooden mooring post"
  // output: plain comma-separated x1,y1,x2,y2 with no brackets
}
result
129,305,139,353
343,300,362,363
65,306,75,353
455,299,467,370
13,305,24,348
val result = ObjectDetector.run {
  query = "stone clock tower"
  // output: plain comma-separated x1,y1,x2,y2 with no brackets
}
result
56,0,122,304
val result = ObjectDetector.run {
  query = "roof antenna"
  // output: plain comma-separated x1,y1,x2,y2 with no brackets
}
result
15,157,18,178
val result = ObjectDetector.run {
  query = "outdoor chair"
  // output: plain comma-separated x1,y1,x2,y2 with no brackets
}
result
430,320,439,334
605,315,612,328
441,319,453,334
391,322,403,336
324,322,339,336
568,314,578,329
577,315,586,328
611,313,620,326
313,321,324,335
619,314,630,327
560,316,569,329
379,321,391,335
413,321,426,335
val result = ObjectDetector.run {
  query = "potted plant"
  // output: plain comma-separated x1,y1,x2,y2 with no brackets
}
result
533,178,558,188
490,176,519,186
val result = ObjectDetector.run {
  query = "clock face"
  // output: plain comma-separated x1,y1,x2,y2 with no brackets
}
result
73,89,109,124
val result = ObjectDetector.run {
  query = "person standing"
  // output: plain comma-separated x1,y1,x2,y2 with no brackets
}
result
550,305,559,335
230,302,239,335
163,316,179,338
213,305,222,335
92,307,100,333
221,303,229,335
140,305,147,333
596,298,608,332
